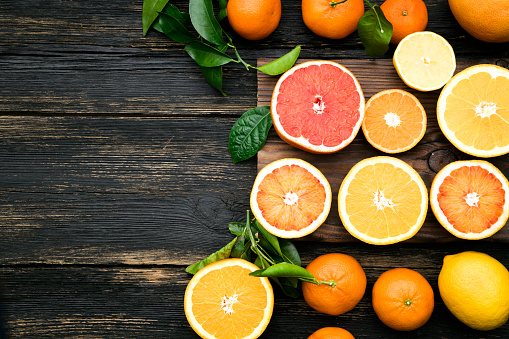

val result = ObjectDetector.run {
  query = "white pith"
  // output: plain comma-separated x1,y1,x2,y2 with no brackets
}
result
475,101,497,118
464,192,480,207
384,112,401,127
271,60,365,153
430,160,509,240
437,64,509,157
373,190,395,210
283,191,299,205
220,293,239,315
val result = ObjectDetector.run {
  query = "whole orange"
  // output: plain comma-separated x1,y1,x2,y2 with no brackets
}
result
308,327,355,339
372,268,434,331
227,0,281,40
448,0,509,43
380,0,428,44
302,253,366,316
301,0,365,39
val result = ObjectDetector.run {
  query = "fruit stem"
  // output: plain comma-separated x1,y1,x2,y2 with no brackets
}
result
313,279,337,287
402,10,408,16
404,299,412,306
329,0,347,8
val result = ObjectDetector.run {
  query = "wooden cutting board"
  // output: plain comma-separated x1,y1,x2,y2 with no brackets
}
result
256,58,509,243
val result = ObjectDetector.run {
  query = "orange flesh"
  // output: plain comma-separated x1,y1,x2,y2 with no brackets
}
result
364,91,425,151
256,164,326,231
276,64,361,147
437,166,505,233
345,163,423,239
191,265,268,338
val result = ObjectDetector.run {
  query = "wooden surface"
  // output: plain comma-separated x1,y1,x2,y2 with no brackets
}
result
1,0,509,337
257,59,509,243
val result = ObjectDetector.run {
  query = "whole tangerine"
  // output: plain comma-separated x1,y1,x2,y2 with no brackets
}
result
302,253,366,316
308,327,355,339
301,0,365,39
372,268,434,331
380,0,428,44
227,0,281,40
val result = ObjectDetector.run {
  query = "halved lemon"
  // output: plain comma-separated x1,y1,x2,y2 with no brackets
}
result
338,156,428,245
393,31,456,91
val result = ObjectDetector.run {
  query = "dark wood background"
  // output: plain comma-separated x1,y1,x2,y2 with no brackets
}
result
1,0,508,337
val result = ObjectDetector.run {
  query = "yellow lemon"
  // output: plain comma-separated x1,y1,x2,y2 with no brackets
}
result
438,251,509,331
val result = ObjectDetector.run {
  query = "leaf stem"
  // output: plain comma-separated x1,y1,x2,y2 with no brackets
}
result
363,0,385,33
225,33,252,70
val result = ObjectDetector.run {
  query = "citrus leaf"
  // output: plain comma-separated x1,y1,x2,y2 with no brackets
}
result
279,239,301,266
253,219,283,258
158,13,196,44
357,4,393,57
189,0,225,46
201,66,225,96
228,222,246,236
256,46,301,76
250,262,315,280
152,3,190,33
185,236,238,274
142,0,170,36
185,41,234,67
229,106,273,163
218,0,228,21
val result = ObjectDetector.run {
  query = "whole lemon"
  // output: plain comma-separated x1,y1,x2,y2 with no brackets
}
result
438,251,509,331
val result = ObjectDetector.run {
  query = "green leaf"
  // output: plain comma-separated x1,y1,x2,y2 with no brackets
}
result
158,13,196,44
253,220,283,258
201,66,225,96
228,222,246,236
142,0,170,36
357,4,393,57
279,239,301,266
250,262,315,280
229,106,273,163
189,0,225,46
218,0,228,21
230,232,251,261
152,3,191,33
185,41,234,67
256,46,301,76
185,236,237,274
278,277,301,298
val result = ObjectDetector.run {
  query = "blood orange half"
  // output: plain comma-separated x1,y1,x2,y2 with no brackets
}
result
250,158,332,238
270,60,365,154
430,160,509,240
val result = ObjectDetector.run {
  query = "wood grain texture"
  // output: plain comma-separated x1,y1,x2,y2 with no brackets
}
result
257,58,509,243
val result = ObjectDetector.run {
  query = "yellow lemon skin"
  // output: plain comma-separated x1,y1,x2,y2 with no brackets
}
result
438,251,509,331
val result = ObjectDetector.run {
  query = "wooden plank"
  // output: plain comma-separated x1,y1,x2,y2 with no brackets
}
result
257,58,509,243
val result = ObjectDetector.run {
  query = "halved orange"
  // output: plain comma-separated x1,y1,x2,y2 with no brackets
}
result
393,31,456,91
184,258,274,339
362,89,427,153
338,156,428,245
251,158,332,238
430,160,509,240
437,64,509,157
271,60,365,154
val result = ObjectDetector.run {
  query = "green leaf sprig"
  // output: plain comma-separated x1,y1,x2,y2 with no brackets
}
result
142,0,301,95
185,211,317,298
357,0,394,57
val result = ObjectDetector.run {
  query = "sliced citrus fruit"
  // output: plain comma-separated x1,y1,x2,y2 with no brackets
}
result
437,64,509,157
393,31,456,91
251,158,332,238
184,258,274,339
430,160,509,240
270,60,365,154
362,89,427,153
338,156,428,245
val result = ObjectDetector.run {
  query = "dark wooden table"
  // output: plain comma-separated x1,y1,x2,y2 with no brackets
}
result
1,0,508,337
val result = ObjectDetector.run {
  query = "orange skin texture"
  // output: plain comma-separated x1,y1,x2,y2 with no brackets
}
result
449,0,509,43
302,253,367,316
380,0,428,44
372,268,434,331
301,0,365,39
308,327,355,339
227,0,281,40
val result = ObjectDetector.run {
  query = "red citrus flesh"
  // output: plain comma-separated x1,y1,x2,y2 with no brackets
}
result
256,164,326,231
437,165,506,233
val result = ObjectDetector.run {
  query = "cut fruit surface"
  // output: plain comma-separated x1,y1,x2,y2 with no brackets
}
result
184,258,274,339
437,64,509,157
271,60,365,154
393,31,456,91
362,89,426,153
251,158,332,238
430,160,509,240
338,156,428,245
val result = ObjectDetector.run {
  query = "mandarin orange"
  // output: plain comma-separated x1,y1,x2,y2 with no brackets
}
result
227,0,281,40
380,0,428,44
308,327,355,339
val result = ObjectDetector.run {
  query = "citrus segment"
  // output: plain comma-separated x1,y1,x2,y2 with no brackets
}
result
362,89,426,153
437,64,509,157
430,160,509,239
393,31,456,91
271,60,365,153
338,156,428,245
184,258,274,339
251,158,332,238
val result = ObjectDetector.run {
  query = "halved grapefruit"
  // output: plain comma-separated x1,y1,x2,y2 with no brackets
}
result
251,158,332,238
430,160,509,239
270,60,365,154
